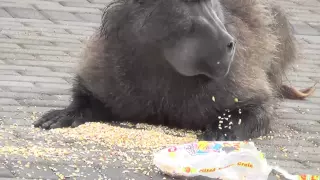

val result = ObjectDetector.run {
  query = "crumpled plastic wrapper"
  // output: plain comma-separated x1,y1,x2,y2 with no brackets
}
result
153,141,319,180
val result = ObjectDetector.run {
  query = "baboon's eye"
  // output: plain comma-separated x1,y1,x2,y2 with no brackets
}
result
184,0,200,3
134,0,144,4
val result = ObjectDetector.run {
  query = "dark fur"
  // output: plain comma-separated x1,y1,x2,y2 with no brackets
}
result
34,0,297,141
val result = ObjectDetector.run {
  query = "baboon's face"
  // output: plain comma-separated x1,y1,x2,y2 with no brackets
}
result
105,0,236,78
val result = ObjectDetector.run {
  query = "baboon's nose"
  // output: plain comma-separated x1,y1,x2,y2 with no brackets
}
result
226,40,236,54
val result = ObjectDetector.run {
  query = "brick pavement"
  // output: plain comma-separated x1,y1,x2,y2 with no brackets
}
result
0,0,319,179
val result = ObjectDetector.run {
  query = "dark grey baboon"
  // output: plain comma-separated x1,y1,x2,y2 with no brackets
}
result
33,0,314,140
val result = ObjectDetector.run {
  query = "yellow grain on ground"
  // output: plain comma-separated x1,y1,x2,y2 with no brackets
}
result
52,122,198,150
0,122,198,175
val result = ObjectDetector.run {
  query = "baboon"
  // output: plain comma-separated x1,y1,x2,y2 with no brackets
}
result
33,0,315,140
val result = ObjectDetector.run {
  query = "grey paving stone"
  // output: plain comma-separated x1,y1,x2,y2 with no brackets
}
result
0,34,8,38
0,38,54,45
256,138,316,147
297,34,320,44
67,29,95,35
295,108,320,115
278,119,320,126
0,98,19,105
22,44,81,52
54,95,71,101
75,13,102,23
18,99,70,107
24,22,96,31
0,52,36,60
0,21,24,27
0,29,42,37
0,48,68,56
289,124,320,134
0,43,21,49
0,17,53,24
0,164,14,178
6,34,82,43
0,81,34,88
0,65,50,72
267,159,306,168
303,49,320,56
0,105,58,113
68,51,81,57
5,7,47,20
35,83,71,89
0,26,69,34
35,4,102,14
46,164,103,180
8,87,72,95
0,2,34,9
287,72,320,78
50,0,89,2
40,10,82,21
0,91,57,100
53,42,84,48
306,162,320,170
41,32,88,40
281,167,320,174
280,100,320,109
0,111,32,119
0,70,20,75
50,67,76,73
262,145,320,156
292,23,320,35
0,8,11,17
0,21,23,27
60,1,106,9
4,161,59,179
279,113,320,121
38,55,80,62
302,55,320,61
7,60,76,68
56,20,100,27
20,71,73,78
0,75,68,84
3,118,33,126
264,150,320,162
307,97,320,103
87,0,113,4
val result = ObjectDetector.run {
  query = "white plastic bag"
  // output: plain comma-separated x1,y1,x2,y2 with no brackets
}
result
153,141,320,180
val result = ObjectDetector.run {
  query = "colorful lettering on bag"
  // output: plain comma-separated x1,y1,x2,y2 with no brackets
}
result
310,175,320,180
311,175,320,180
223,142,231,147
168,146,177,152
222,142,240,151
168,152,176,158
197,141,210,154
198,141,209,151
299,175,307,180
259,152,265,160
184,167,191,173
199,168,216,173
233,142,241,151
183,167,197,174
185,144,196,155
237,162,253,168
298,175,320,180
211,143,223,152
217,164,235,171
